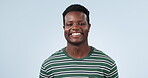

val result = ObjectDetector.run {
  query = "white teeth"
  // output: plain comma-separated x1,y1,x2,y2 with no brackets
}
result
71,33,81,36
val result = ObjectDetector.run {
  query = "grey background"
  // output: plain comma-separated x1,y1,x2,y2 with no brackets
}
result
0,0,148,78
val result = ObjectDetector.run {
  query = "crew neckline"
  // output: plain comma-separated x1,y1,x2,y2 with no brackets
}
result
63,46,94,60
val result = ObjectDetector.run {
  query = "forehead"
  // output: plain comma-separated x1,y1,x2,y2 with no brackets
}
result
65,11,87,21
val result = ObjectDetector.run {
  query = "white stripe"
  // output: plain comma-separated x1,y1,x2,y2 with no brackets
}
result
46,64,110,73
114,75,119,78
90,55,114,63
50,53,65,58
44,59,113,70
50,54,66,60
46,62,112,69
44,59,112,67
48,70,104,77
84,59,113,66
93,48,102,52
107,69,118,77
40,72,48,78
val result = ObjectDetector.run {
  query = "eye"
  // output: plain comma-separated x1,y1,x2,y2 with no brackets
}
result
66,23,73,26
78,22,86,26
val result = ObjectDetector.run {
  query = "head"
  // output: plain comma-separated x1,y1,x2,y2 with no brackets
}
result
63,4,90,25
63,4,91,45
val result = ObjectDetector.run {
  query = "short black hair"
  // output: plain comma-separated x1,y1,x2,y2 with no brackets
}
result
62,4,90,25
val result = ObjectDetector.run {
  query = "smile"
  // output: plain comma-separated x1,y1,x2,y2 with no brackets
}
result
71,33,81,36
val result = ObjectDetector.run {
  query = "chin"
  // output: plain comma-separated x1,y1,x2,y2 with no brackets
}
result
67,40,85,46
69,42,82,46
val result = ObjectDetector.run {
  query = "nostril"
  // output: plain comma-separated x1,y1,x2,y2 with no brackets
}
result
72,26,79,29
72,28,79,31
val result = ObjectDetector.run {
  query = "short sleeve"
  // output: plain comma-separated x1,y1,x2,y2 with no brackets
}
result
106,63,119,78
39,64,48,78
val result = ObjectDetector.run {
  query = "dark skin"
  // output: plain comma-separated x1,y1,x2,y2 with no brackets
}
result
63,11,91,59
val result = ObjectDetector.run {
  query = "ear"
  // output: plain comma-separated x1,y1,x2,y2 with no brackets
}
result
88,24,91,32
63,26,65,29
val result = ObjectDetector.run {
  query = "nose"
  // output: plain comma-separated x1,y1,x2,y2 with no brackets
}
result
71,25,80,31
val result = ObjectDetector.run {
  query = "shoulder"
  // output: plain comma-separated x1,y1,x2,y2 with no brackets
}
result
92,47,119,77
41,47,66,67
91,46,116,64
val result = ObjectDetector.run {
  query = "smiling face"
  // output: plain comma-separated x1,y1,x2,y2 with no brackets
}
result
63,11,91,45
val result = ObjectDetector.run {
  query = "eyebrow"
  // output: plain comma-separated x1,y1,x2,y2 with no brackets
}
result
66,20,85,23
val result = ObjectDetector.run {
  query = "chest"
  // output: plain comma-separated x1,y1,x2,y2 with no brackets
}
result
47,60,108,78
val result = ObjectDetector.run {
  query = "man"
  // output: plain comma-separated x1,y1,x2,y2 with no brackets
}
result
40,4,119,78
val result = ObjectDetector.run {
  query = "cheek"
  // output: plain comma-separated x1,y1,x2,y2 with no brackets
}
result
64,27,70,31
83,27,89,32
64,28,69,36
82,27,89,36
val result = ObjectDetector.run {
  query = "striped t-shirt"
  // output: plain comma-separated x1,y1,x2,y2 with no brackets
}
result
40,46,118,78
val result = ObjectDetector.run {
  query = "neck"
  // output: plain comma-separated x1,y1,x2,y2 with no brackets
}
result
66,41,91,59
